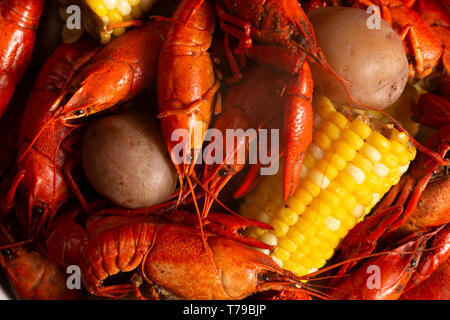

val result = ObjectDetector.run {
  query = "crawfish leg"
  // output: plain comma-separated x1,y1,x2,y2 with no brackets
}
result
215,4,252,53
0,170,25,217
216,4,252,81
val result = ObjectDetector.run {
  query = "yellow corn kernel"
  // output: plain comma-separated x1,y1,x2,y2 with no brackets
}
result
346,164,366,184
303,153,316,168
315,95,335,119
273,247,290,262
308,247,324,262
323,248,335,260
271,218,290,237
287,228,306,246
350,119,372,139
286,197,306,214
316,160,339,180
390,140,407,156
86,0,108,17
260,232,278,247
341,129,365,150
372,163,390,178
367,132,391,153
302,208,320,224
321,121,341,140
254,227,266,237
381,153,399,168
336,225,350,239
327,180,348,199
302,178,321,198
278,207,299,226
319,189,340,208
351,203,365,219
309,169,330,189
313,131,332,150
336,171,357,193
392,131,410,145
102,0,118,10
331,206,347,222
116,0,132,16
279,237,297,253
354,185,373,207
335,141,357,162
341,213,357,230
293,189,314,207
397,152,412,166
351,154,373,174
365,172,383,193
341,194,357,211
283,260,303,275
329,111,349,129
310,199,331,217
360,144,382,164
324,153,347,171
324,216,341,232
107,8,123,23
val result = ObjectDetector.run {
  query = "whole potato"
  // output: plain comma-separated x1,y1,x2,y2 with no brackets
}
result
308,7,409,109
82,108,177,209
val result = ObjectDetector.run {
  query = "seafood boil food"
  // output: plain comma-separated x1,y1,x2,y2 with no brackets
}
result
0,0,448,300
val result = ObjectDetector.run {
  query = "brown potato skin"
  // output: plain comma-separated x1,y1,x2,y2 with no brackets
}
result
308,7,409,109
82,108,177,209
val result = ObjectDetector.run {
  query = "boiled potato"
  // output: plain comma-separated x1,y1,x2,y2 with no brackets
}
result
308,7,409,109
82,108,177,209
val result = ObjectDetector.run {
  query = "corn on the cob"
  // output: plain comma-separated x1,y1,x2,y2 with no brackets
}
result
240,94,416,277
58,0,159,44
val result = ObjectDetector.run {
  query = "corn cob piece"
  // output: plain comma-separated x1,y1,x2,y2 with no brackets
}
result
240,94,417,277
58,0,159,44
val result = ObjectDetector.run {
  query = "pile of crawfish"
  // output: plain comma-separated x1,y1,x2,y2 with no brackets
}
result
0,0,448,300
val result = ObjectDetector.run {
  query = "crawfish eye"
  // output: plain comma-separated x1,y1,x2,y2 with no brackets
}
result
218,168,228,177
74,110,85,117
410,259,417,268
32,206,44,216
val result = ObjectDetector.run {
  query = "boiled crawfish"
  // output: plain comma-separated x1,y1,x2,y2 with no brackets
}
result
0,0,45,118
157,0,220,207
44,208,339,300
0,222,79,300
1,38,98,236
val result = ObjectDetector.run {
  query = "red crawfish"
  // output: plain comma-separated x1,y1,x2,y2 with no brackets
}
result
0,0,45,118
0,38,98,236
